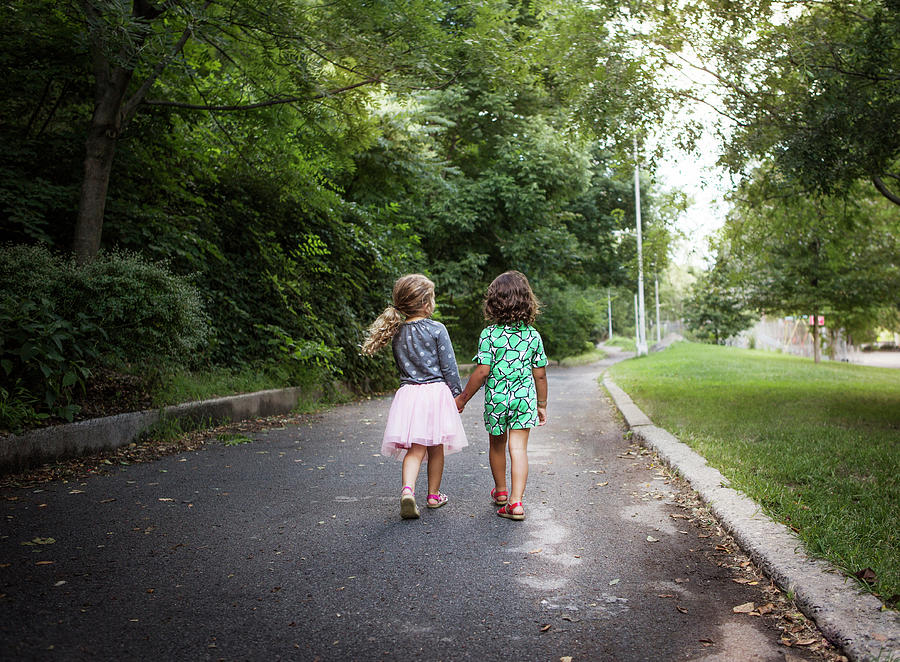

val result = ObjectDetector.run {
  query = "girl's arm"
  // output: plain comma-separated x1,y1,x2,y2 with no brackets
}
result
532,366,548,425
455,364,490,412
435,324,463,396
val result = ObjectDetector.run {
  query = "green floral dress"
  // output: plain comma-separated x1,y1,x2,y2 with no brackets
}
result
474,322,548,435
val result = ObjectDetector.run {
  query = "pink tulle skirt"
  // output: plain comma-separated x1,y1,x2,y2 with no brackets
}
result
381,382,468,461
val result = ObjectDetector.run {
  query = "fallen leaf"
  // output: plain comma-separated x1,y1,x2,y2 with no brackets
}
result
596,482,609,487
758,603,775,615
676,605,688,614
99,498,116,504
646,536,660,543
158,498,174,502
732,602,755,614
54,580,66,587
529,548,542,554
658,594,675,598
35,561,54,565
560,657,573,662
699,638,714,644
731,578,752,584
715,544,730,552
540,624,552,632
855,568,877,585
669,513,688,520
609,579,620,586
793,638,817,646
32,537,55,545
68,490,85,494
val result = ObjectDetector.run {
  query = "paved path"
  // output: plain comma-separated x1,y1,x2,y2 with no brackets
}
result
1,354,826,661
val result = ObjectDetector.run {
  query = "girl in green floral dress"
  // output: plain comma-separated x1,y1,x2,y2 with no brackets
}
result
455,271,548,521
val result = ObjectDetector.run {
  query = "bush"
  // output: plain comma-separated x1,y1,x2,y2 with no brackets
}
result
538,287,604,359
0,244,209,430
78,250,209,365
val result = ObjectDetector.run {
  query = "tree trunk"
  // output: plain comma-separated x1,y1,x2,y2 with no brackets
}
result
812,312,821,363
72,65,134,263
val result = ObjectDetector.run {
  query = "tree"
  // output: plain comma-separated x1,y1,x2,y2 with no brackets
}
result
718,168,900,361
5,0,479,261
684,257,755,345
651,0,900,206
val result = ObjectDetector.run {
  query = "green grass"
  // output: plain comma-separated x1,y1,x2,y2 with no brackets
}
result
604,335,637,352
608,342,900,602
558,347,608,366
152,365,297,407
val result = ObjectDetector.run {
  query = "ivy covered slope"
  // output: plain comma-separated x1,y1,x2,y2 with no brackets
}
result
0,0,679,432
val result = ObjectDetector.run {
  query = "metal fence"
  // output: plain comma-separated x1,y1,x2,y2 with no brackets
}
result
726,316,853,361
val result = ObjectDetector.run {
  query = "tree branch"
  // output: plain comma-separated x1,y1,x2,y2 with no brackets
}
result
872,176,900,207
143,77,380,110
121,0,214,122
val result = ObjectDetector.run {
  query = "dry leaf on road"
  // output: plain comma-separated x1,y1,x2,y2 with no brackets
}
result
732,602,755,614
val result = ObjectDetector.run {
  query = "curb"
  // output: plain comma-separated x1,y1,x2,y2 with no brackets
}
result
603,376,900,662
0,386,311,474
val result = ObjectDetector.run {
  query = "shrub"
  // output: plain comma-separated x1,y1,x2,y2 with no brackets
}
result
0,244,209,430
79,250,209,365
538,287,604,359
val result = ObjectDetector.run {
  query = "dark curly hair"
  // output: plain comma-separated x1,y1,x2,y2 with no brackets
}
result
483,270,541,325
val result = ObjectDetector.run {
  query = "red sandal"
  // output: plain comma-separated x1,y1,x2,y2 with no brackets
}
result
490,488,508,505
497,502,525,521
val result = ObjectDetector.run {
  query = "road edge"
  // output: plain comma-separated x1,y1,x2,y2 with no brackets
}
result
0,385,313,474
603,376,900,662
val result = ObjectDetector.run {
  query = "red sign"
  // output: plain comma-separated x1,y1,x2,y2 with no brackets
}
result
807,315,825,327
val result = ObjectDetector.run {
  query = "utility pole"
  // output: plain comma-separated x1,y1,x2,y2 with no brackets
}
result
655,270,661,344
634,136,648,356
607,289,613,340
634,294,639,349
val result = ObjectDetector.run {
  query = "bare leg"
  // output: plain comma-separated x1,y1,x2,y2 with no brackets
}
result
489,432,508,496
507,429,530,515
426,445,445,499
401,444,427,491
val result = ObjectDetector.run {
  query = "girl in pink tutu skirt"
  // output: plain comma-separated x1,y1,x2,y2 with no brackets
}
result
361,274,468,519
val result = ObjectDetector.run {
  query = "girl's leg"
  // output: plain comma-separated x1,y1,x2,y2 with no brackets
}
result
488,432,509,494
426,445,445,500
507,429,530,515
401,444,427,491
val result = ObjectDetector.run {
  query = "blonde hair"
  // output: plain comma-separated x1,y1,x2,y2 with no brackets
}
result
360,274,435,355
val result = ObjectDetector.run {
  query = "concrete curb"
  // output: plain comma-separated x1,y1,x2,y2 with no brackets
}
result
0,386,310,474
603,376,900,662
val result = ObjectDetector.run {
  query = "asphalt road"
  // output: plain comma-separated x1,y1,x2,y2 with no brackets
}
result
1,352,824,661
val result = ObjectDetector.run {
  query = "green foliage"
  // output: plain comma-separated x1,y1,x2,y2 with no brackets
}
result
683,260,756,345
0,0,684,425
658,0,900,206
716,172,900,343
0,244,209,429
78,250,209,366
539,288,606,359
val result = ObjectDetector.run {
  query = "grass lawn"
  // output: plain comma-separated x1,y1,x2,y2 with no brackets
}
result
558,347,607,367
607,342,900,603
604,335,637,352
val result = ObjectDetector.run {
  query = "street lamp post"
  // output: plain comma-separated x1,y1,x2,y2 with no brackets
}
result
607,289,612,340
655,270,661,344
634,136,648,356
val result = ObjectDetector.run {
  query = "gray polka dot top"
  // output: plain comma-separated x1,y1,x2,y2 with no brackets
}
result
392,319,462,396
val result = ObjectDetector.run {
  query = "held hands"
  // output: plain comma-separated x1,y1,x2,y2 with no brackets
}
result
455,394,466,413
